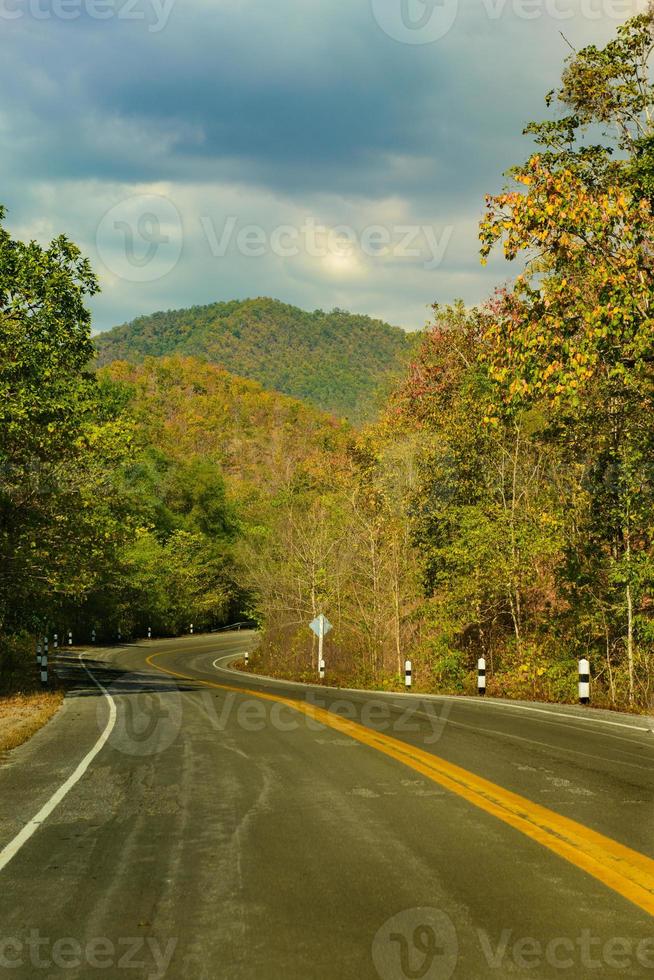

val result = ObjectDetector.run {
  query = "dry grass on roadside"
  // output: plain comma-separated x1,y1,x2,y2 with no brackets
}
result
0,634,66,754
0,690,64,754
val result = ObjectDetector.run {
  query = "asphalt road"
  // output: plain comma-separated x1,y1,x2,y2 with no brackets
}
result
0,632,653,979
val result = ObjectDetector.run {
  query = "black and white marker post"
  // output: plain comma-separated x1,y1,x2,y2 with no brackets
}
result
579,658,590,705
68,630,73,646
190,623,194,635
405,660,412,689
244,649,249,666
41,638,48,687
477,657,486,696
36,639,42,667
91,627,96,644
53,633,58,650
147,626,152,640
319,659,325,681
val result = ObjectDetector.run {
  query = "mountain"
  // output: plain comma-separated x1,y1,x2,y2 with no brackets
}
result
94,297,415,422
102,355,352,506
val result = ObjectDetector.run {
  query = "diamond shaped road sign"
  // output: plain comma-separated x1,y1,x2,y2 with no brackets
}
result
309,614,333,638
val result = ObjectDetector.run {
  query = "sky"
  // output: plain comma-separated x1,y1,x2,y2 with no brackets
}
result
1,0,646,332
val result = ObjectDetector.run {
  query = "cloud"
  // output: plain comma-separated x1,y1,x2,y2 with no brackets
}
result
0,0,645,330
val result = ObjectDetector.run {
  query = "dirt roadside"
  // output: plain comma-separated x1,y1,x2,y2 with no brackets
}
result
0,690,64,755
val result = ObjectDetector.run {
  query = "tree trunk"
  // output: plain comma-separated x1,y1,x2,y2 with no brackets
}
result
626,582,635,705
624,530,635,706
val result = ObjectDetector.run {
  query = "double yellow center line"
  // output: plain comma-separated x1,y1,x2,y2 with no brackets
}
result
146,652,654,918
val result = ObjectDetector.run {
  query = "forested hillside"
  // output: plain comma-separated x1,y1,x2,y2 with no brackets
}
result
79,357,352,638
94,298,415,422
246,10,654,711
3,10,654,713
104,356,349,499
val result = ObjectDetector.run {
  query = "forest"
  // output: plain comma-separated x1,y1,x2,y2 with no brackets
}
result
94,297,415,423
1,9,653,712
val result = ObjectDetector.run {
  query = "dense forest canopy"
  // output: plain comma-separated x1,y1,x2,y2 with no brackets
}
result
94,297,416,423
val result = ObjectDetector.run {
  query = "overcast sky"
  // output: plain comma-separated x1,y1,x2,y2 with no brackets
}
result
1,0,645,332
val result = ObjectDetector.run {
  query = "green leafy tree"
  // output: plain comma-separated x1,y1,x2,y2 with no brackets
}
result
479,9,654,704
0,206,132,639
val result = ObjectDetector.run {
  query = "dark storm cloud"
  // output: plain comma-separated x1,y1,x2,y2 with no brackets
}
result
0,0,541,198
0,0,639,330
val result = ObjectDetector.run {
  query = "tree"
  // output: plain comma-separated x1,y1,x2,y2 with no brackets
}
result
0,206,132,637
397,305,565,692
479,9,654,704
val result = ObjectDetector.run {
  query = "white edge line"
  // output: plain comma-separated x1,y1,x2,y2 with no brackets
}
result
211,656,654,736
0,652,117,874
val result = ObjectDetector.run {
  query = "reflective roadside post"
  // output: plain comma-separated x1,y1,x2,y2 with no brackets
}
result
405,660,412,689
477,658,486,696
579,658,590,705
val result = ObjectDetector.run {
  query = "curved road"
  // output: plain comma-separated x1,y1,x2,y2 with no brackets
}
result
0,632,653,978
